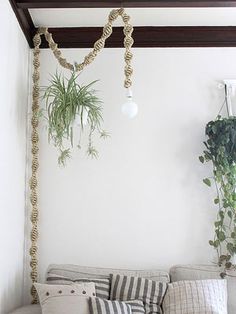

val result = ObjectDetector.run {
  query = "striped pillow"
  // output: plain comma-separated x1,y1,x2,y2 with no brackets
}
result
46,273,110,299
110,274,167,314
162,279,227,314
125,300,145,313
89,297,145,314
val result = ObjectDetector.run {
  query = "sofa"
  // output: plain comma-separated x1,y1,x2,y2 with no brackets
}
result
10,264,236,314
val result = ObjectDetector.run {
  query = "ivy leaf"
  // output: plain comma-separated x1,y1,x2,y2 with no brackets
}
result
203,151,212,161
219,210,224,220
215,221,222,228
227,242,234,254
214,198,219,204
220,272,226,279
217,231,226,242
209,240,214,246
226,255,231,261
219,254,228,262
231,232,236,239
223,199,228,208
225,262,232,269
214,240,220,248
199,156,204,163
203,178,211,187
212,125,217,134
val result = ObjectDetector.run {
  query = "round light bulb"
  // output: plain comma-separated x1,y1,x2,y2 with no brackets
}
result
121,88,138,119
121,99,138,118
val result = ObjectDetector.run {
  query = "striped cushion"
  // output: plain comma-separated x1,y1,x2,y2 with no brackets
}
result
46,273,109,299
110,274,167,314
125,300,145,313
89,297,145,314
162,279,227,314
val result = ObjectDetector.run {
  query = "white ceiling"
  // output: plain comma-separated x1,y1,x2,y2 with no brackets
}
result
30,8,236,27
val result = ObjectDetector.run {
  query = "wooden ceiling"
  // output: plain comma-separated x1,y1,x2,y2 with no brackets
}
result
9,0,236,48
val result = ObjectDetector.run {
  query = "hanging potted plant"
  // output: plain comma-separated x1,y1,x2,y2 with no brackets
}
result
43,72,109,166
200,115,236,276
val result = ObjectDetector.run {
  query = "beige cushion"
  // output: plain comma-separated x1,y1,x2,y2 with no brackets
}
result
35,282,95,314
163,279,227,314
46,274,110,299
46,264,170,283
9,305,41,314
170,264,236,314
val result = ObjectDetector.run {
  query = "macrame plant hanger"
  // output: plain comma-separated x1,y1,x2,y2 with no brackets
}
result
29,8,134,303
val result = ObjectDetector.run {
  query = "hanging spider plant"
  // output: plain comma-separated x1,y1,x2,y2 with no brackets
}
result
42,72,109,166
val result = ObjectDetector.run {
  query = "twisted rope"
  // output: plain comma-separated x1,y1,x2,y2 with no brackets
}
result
29,8,134,303
37,8,134,87
29,32,41,304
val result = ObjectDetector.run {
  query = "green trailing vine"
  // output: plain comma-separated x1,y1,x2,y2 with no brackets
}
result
43,72,109,166
200,116,236,276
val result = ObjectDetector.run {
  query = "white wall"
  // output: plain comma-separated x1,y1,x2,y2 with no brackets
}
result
24,47,236,297
0,0,29,313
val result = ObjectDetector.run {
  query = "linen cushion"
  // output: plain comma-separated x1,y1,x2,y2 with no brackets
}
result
89,298,145,314
170,264,236,314
9,305,41,314
46,273,110,299
110,274,167,314
162,279,227,314
46,264,170,283
35,282,96,314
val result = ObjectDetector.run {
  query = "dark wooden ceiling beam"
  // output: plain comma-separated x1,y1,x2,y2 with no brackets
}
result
15,0,236,9
8,0,236,48
39,26,236,48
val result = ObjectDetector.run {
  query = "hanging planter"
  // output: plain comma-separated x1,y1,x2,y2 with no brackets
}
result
200,116,236,276
43,72,108,166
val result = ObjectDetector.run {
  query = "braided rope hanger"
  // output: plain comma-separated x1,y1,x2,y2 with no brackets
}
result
29,8,134,303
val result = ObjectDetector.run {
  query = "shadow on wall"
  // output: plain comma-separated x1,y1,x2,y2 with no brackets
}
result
0,270,23,314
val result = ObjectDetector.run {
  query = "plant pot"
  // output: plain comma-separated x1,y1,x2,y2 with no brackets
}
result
75,106,89,126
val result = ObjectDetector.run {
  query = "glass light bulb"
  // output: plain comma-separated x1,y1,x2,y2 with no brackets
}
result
121,99,138,118
121,88,138,119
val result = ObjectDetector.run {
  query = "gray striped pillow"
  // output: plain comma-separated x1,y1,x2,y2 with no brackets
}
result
110,274,167,314
125,300,145,313
89,297,145,314
46,273,110,299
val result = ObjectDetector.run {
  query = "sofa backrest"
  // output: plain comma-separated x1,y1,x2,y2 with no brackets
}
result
170,264,236,314
46,264,170,283
46,264,235,313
